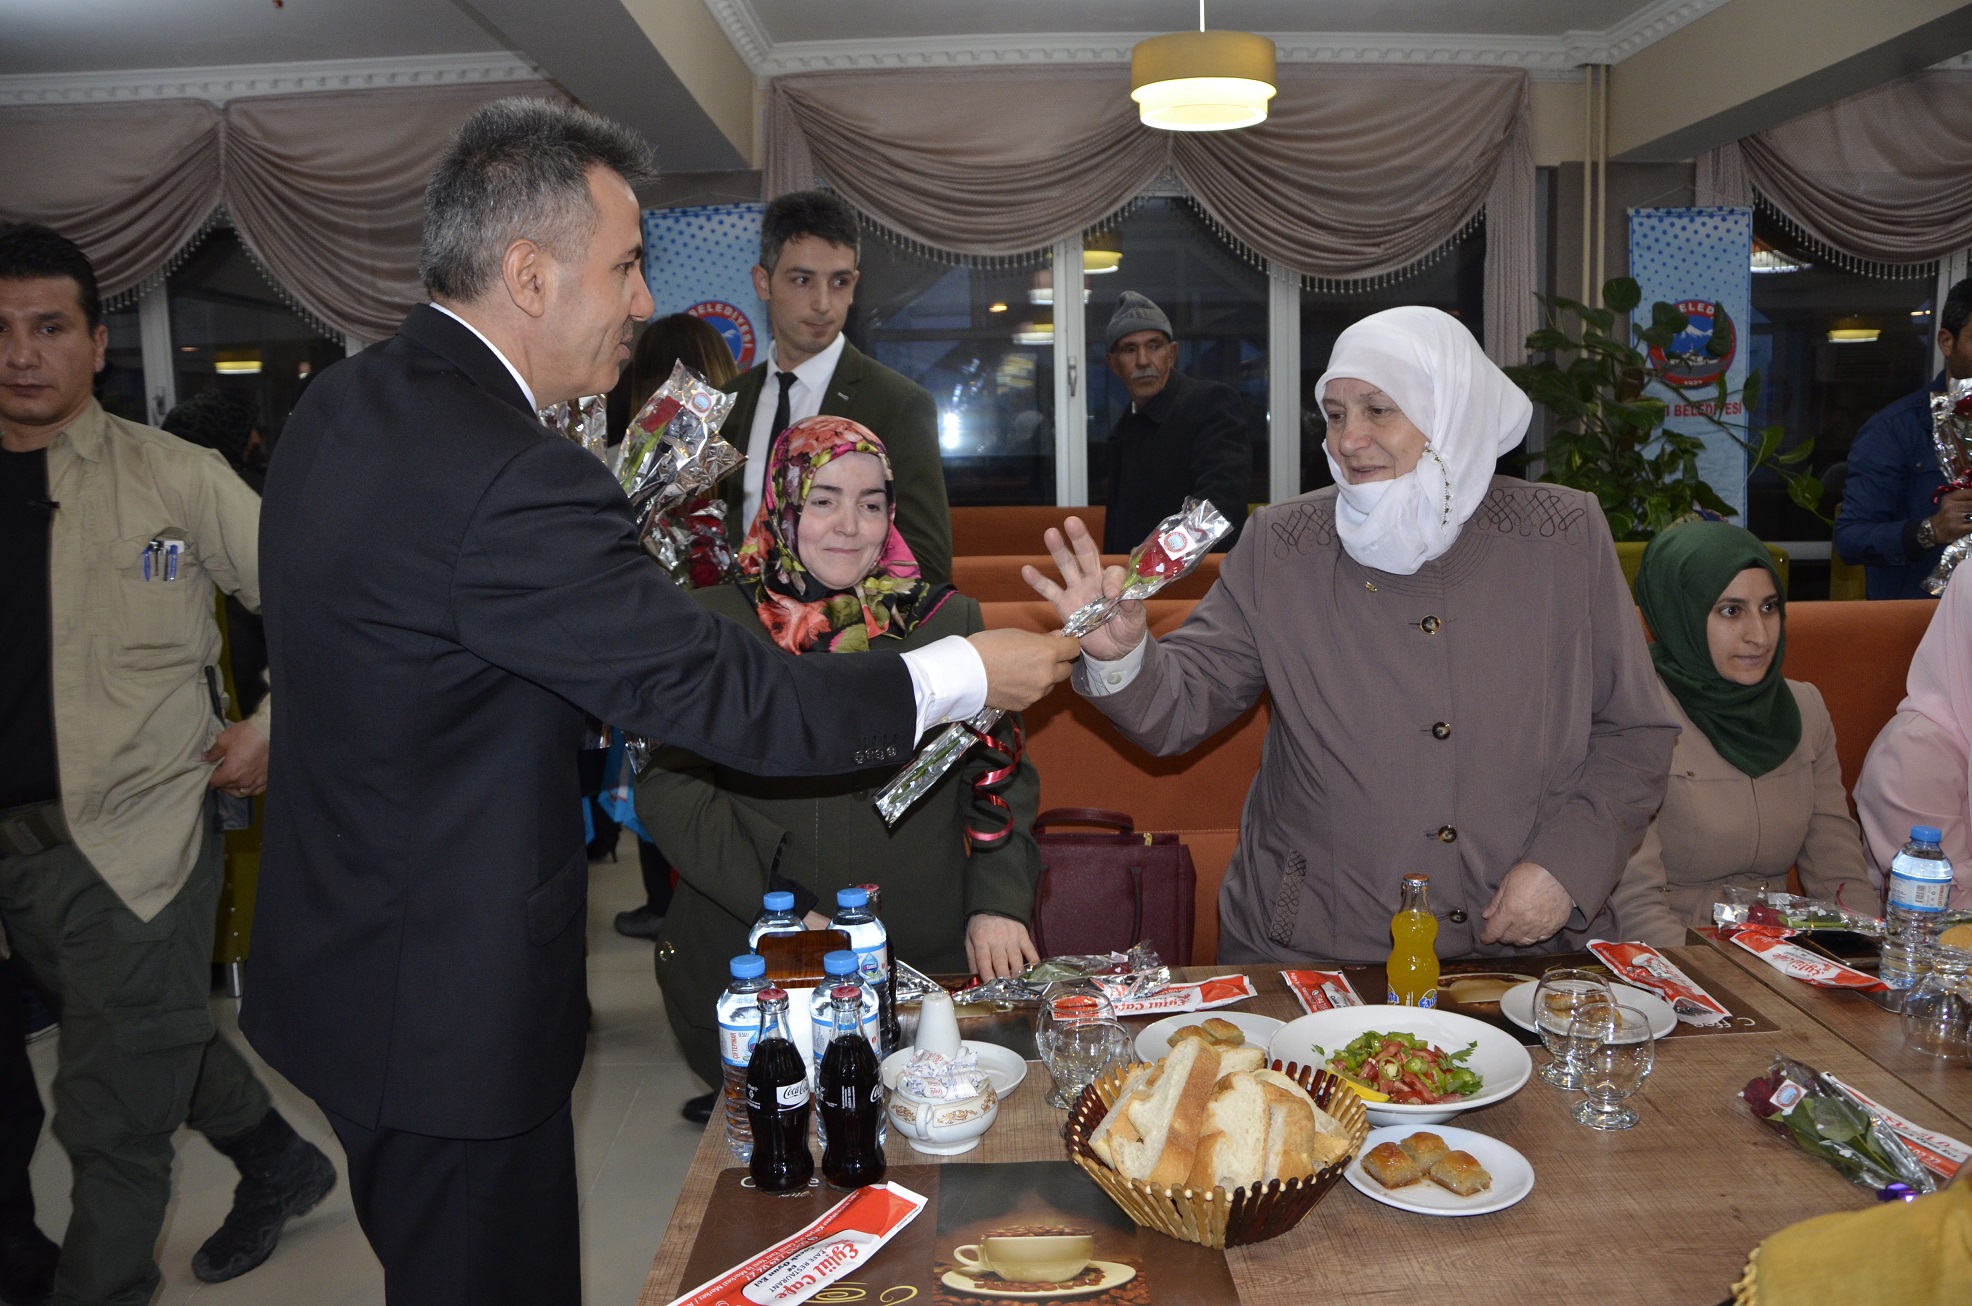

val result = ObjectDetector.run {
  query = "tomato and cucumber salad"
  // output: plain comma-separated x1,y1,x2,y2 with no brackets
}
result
1318,1031,1482,1105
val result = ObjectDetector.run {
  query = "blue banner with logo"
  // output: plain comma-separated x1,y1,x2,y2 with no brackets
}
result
642,203,766,372
1628,206,1754,520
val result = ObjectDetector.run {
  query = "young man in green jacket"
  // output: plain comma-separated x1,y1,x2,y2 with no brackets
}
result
720,191,953,583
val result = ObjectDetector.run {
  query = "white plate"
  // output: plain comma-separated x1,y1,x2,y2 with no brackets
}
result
881,1040,1028,1096
939,1260,1137,1300
1133,1012,1285,1064
1268,1007,1533,1126
1345,1124,1534,1217
1498,980,1678,1042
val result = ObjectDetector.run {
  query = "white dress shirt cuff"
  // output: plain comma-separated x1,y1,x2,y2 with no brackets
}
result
902,635,988,736
1077,638,1148,697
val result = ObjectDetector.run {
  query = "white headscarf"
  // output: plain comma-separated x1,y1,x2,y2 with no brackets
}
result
1314,306,1532,575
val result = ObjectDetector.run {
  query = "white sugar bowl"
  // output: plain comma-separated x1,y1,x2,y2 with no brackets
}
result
887,1079,999,1155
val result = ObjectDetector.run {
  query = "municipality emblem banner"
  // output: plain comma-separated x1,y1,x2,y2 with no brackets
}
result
642,203,766,372
1628,206,1755,520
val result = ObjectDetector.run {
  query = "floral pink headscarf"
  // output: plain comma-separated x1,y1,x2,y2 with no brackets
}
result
735,415,951,654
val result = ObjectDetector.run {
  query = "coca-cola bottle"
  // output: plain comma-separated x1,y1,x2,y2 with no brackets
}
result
817,983,887,1191
744,988,813,1194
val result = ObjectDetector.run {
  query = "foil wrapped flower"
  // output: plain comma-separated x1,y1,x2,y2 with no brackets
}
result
1923,376,1972,596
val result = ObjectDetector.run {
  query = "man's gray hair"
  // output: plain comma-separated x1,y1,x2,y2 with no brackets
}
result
419,98,657,302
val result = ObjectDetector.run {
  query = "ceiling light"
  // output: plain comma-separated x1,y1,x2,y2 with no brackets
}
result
1750,247,1808,274
1083,251,1122,274
1131,3,1276,132
1826,328,1879,344
1013,323,1054,345
214,350,262,374
988,301,1008,313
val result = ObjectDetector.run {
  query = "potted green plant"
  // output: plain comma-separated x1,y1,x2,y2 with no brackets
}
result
1508,278,1822,573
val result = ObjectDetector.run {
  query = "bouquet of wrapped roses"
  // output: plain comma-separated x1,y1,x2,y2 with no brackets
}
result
1741,1053,1935,1196
617,361,743,573
873,498,1231,826
539,393,613,467
1924,376,1972,596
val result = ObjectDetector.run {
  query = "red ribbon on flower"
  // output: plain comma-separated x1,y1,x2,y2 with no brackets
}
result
1933,469,1972,506
961,716,1025,849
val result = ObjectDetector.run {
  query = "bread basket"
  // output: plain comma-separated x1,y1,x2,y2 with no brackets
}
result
1063,1059,1368,1249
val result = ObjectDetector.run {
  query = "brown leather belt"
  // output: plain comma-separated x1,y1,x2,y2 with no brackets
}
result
0,803,68,859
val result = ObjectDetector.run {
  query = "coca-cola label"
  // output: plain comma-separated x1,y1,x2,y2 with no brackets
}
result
749,1079,810,1112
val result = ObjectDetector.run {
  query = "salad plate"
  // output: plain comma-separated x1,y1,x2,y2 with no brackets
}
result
1269,1007,1532,1126
1498,979,1677,1041
1345,1124,1534,1217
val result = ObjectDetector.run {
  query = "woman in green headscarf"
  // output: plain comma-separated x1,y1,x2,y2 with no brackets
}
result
1609,522,1871,943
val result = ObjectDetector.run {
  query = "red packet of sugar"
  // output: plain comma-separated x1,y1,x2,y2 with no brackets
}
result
1107,973,1257,1017
1724,924,1889,992
665,1182,927,1306
1587,939,1732,1026
1282,969,1364,1014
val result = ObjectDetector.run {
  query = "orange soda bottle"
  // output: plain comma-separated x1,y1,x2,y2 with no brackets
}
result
1387,874,1440,1007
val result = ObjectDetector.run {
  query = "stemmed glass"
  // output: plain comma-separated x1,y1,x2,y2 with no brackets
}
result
1568,1003,1656,1130
1532,968,1615,1089
1035,982,1129,1110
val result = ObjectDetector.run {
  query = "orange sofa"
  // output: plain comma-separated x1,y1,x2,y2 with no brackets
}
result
951,505,1106,557
950,554,1223,603
978,597,1938,963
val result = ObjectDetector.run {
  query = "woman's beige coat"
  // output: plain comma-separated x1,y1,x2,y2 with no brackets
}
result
1610,678,1870,945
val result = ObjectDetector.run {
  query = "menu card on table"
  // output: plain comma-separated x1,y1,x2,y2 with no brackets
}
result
676,1162,1240,1306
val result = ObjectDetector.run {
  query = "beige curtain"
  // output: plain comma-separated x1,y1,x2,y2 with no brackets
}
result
1697,70,1972,268
766,64,1534,363
1,81,561,342
0,99,223,299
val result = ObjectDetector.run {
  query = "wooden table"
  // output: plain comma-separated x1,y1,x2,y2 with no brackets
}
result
638,949,1966,1306
1702,931,1972,1130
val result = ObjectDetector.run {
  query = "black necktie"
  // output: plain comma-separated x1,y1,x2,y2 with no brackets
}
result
768,370,797,452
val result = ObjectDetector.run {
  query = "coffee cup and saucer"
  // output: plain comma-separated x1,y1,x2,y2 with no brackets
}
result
940,1233,1136,1300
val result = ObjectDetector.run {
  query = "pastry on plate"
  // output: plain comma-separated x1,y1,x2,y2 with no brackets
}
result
1397,1131,1451,1172
1361,1141,1423,1189
1427,1150,1492,1196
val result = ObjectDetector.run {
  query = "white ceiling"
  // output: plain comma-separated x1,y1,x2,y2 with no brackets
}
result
710,0,1728,75
0,0,507,75
740,1,1660,45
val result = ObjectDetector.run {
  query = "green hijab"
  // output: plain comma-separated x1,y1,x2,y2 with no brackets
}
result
1634,522,1801,778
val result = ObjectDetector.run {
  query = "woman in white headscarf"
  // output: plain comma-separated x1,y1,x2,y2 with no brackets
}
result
1027,307,1680,965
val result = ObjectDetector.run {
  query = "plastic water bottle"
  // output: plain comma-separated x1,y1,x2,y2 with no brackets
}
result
1888,826,1955,941
831,887,892,1045
715,954,769,1163
810,951,880,1074
855,883,904,1054
748,891,804,950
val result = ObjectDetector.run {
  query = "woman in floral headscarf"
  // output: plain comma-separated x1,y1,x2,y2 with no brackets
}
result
636,416,1041,1093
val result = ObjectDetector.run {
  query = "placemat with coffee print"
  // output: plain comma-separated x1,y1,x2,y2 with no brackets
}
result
1340,947,1777,1042
677,1162,1238,1306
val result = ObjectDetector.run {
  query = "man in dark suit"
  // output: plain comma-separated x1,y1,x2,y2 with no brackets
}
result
246,99,1076,1305
1100,291,1251,553
720,191,953,582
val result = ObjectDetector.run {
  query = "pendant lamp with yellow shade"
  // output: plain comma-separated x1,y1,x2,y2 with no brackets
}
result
1131,1,1277,132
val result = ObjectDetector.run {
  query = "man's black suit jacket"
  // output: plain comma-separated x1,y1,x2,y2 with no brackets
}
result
245,307,916,1138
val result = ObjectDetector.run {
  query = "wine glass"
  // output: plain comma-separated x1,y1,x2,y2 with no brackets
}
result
1532,968,1615,1089
1035,983,1128,1110
1568,1003,1656,1130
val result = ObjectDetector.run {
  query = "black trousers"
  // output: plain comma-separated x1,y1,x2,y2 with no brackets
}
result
325,1098,580,1306
0,957,44,1237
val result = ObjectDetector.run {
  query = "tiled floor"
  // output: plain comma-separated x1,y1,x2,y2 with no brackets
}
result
22,834,704,1304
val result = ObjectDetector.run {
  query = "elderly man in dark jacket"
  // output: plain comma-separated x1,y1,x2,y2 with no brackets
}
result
1100,291,1250,552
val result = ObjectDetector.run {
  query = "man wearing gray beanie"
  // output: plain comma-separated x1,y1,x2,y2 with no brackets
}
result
1100,290,1250,552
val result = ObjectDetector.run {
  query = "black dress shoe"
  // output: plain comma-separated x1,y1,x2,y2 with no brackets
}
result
681,1092,717,1125
614,906,665,939
0,1220,58,1306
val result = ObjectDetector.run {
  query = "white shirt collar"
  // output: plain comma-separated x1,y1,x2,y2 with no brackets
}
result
768,331,846,393
429,303,538,412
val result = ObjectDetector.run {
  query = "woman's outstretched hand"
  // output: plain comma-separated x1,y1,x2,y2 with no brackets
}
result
1021,516,1147,663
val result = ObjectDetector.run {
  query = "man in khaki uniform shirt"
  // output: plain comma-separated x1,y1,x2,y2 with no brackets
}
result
0,225,333,1306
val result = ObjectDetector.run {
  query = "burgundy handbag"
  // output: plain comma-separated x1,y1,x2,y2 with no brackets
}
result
1029,808,1196,966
